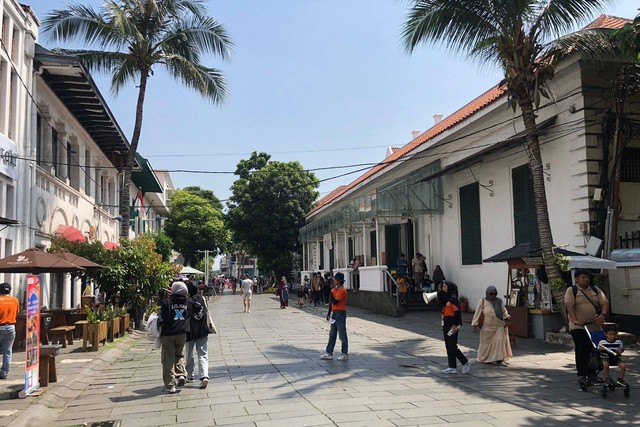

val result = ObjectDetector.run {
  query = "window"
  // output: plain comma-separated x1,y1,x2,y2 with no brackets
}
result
66,142,72,180
512,164,539,245
36,114,43,165
621,147,640,182
51,128,59,177
5,184,14,220
459,182,482,265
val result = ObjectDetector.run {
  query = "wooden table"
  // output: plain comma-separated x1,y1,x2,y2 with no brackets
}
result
14,312,53,349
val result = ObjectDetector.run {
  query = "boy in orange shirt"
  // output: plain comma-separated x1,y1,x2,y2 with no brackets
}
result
321,273,349,361
0,283,19,379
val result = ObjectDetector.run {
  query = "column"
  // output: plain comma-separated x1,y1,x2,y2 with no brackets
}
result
302,241,306,272
362,222,367,267
73,276,82,308
343,229,348,268
62,273,72,309
375,217,380,265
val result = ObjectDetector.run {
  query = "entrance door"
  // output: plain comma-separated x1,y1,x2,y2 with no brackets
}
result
370,230,377,264
385,224,400,270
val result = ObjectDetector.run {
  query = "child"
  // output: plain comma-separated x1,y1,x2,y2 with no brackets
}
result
397,275,408,305
598,324,628,387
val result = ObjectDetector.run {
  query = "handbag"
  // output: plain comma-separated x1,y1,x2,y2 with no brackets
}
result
203,299,217,334
476,299,485,329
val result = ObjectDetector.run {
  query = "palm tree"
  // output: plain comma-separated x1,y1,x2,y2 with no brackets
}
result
43,0,232,239
402,0,612,313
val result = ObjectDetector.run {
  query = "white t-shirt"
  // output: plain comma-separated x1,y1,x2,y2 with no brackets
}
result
241,279,253,294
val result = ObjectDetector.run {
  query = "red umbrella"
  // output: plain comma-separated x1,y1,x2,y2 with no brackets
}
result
103,241,120,250
55,225,87,243
0,248,85,273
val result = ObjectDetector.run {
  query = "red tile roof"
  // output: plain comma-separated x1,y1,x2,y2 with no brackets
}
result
308,14,631,216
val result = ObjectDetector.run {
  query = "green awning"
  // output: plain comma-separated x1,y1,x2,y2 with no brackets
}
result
131,154,162,194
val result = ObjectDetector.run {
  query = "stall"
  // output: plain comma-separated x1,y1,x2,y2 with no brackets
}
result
483,243,580,338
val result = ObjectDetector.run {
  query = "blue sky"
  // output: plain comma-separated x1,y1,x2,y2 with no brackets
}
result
26,0,639,204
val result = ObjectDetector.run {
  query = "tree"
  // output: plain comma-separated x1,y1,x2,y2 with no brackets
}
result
183,186,223,211
43,0,232,239
151,231,174,262
402,0,613,315
163,189,229,266
616,9,640,59
226,152,319,278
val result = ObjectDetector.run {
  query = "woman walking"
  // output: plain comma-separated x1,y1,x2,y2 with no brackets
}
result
432,265,446,291
438,281,470,374
277,277,289,309
471,286,512,366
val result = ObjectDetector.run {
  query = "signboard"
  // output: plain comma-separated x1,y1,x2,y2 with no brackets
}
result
0,133,19,180
24,275,40,395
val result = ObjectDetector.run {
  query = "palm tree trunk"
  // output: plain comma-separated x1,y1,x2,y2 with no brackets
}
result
518,97,565,320
120,70,150,239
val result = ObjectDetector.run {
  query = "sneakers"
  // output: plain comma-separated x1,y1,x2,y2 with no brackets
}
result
461,362,471,374
242,308,246,313
320,353,333,360
185,377,195,383
337,354,349,361
199,378,209,389
441,367,458,374
247,310,251,313
166,386,177,394
177,376,186,387
495,361,508,367
617,378,628,387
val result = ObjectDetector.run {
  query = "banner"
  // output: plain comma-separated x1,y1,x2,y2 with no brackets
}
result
24,276,40,395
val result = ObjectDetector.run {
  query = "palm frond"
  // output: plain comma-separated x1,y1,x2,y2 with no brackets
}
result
545,28,615,61
534,0,611,39
55,49,128,74
162,54,228,104
160,16,233,60
110,57,139,95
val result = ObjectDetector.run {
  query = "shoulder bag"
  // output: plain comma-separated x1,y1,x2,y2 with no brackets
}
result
476,299,485,329
202,298,218,334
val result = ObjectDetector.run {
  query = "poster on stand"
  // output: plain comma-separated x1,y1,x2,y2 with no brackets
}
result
24,275,40,396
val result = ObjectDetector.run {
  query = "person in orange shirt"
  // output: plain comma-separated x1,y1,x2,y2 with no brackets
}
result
0,283,19,379
321,273,349,361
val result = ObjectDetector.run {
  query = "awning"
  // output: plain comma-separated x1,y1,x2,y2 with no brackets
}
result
483,242,581,263
131,153,163,194
568,255,616,270
180,266,205,275
0,248,85,273
0,216,18,225
103,241,120,250
55,225,87,243
421,116,556,183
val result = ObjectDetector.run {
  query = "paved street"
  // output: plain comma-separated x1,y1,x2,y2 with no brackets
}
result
2,293,639,427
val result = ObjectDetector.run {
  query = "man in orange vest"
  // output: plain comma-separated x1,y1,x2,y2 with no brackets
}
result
0,283,19,379
320,273,349,361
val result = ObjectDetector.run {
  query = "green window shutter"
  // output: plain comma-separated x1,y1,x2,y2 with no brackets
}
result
459,182,482,265
512,164,539,245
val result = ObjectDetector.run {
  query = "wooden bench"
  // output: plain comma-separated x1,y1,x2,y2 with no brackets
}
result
74,320,88,340
39,344,62,387
49,326,75,348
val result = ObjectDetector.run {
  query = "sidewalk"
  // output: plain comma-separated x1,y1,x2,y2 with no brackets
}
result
3,294,639,426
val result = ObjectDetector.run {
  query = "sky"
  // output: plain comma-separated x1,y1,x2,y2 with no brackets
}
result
25,0,640,205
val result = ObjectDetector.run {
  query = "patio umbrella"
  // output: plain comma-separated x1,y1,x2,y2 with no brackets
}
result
55,225,87,243
52,249,103,269
0,248,85,273
180,266,205,275
103,241,119,250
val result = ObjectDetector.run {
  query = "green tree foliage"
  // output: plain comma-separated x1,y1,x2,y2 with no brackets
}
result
226,152,319,278
616,9,640,59
43,0,232,238
183,186,223,211
163,189,230,266
151,231,173,262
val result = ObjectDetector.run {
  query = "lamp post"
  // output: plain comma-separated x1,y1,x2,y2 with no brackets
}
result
196,249,216,298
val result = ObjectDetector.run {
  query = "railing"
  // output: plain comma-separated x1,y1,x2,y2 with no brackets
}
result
384,269,400,307
619,231,640,249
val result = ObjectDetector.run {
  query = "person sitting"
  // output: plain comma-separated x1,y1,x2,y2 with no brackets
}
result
598,323,627,387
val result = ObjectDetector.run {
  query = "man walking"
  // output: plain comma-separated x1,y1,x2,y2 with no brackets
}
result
565,269,609,384
241,274,253,313
0,283,19,379
321,272,349,361
159,281,202,393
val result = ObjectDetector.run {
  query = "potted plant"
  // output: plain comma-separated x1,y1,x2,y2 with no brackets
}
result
106,305,121,342
459,296,469,313
85,306,108,351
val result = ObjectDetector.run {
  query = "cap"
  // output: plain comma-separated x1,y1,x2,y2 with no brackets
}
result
0,282,10,294
334,272,345,282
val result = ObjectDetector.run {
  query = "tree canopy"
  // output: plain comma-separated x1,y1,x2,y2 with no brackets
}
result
226,152,319,278
164,189,230,266
182,186,223,211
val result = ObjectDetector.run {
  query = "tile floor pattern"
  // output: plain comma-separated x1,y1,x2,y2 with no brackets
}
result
1,292,638,426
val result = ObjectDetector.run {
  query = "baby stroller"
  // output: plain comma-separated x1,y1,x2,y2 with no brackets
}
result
579,326,630,398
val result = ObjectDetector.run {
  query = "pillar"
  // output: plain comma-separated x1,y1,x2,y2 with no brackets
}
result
62,273,71,309
73,276,82,308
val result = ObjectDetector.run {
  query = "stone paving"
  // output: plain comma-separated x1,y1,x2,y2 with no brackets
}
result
1,293,639,426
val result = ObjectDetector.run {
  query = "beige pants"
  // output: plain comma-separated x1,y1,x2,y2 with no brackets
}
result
161,334,187,388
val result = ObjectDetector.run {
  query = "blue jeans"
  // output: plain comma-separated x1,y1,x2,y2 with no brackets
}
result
186,337,209,380
0,325,16,378
325,311,348,355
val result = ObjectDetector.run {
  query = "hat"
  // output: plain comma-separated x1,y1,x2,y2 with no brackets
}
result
0,282,10,294
171,281,188,296
334,272,345,283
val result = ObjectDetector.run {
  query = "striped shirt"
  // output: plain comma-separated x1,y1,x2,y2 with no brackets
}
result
598,338,623,356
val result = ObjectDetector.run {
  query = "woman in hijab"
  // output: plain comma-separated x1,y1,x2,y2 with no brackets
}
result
432,265,446,290
438,281,470,374
277,276,289,309
471,286,512,366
